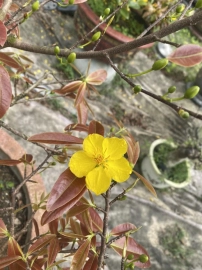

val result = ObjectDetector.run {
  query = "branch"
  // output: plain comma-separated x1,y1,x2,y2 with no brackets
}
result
4,9,202,59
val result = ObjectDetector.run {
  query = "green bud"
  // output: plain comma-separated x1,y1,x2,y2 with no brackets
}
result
138,254,149,263
133,85,142,94
168,86,176,94
152,58,168,71
119,195,127,201
127,254,134,260
184,86,200,99
178,109,190,119
104,8,110,15
127,262,134,269
54,46,60,55
67,52,76,63
176,4,185,13
32,0,40,12
91,31,101,42
69,0,75,4
195,0,202,8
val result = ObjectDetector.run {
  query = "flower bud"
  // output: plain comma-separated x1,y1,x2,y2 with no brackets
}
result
104,8,110,15
152,58,168,71
184,86,200,99
69,0,75,4
54,46,60,55
168,86,176,93
178,109,189,119
133,85,142,94
138,254,149,263
196,0,202,8
91,31,101,42
32,0,40,12
176,4,185,13
67,52,76,63
119,195,127,201
127,254,134,260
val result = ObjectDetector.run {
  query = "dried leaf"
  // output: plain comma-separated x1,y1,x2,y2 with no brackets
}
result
0,21,7,46
167,44,202,67
88,120,105,136
28,132,83,144
133,170,157,197
0,65,12,118
86,69,107,85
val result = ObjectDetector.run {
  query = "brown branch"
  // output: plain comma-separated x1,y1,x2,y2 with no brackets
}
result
105,53,202,121
4,9,202,59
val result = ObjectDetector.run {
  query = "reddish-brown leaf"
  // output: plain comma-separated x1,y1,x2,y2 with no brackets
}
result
47,168,86,211
123,135,140,166
75,82,87,107
0,1,3,8
0,52,22,69
0,218,8,238
19,154,33,164
86,69,107,85
27,234,55,256
70,238,91,270
167,44,202,67
83,253,98,270
77,101,88,125
88,207,103,232
49,219,59,234
0,159,21,166
0,256,21,269
59,232,86,239
88,120,105,136
28,132,83,144
81,210,93,233
111,237,151,268
9,259,27,270
53,81,82,94
8,237,23,257
0,65,12,118
64,123,89,132
41,187,86,225
47,238,60,267
110,223,137,236
133,170,157,197
66,204,90,218
0,21,7,46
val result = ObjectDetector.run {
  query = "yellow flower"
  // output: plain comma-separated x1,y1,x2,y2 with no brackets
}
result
69,134,132,195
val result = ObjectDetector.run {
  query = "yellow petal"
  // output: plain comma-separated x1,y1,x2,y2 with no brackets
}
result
86,167,111,195
102,137,127,160
83,134,104,157
107,158,132,182
69,151,96,178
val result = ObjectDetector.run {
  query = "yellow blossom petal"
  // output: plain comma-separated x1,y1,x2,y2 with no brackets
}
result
86,167,111,195
69,151,96,178
102,137,127,160
83,134,104,157
107,158,132,182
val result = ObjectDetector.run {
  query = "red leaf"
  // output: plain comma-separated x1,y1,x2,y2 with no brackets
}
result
75,82,87,107
167,44,202,67
133,170,157,197
27,234,55,256
123,135,140,166
49,219,59,234
70,238,91,270
41,187,86,225
0,21,7,46
110,223,137,236
28,132,83,144
0,218,8,238
111,237,151,268
66,204,90,218
0,159,21,166
83,253,98,270
64,123,89,133
0,65,12,118
8,237,23,257
77,101,88,125
47,238,60,267
19,154,33,164
0,256,21,269
88,120,104,136
88,207,103,232
86,69,107,85
53,81,82,94
0,52,22,69
47,168,86,211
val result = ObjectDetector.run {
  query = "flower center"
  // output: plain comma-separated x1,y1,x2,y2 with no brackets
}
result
94,154,105,165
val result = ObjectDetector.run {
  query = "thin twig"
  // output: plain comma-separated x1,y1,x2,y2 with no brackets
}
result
179,0,195,20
